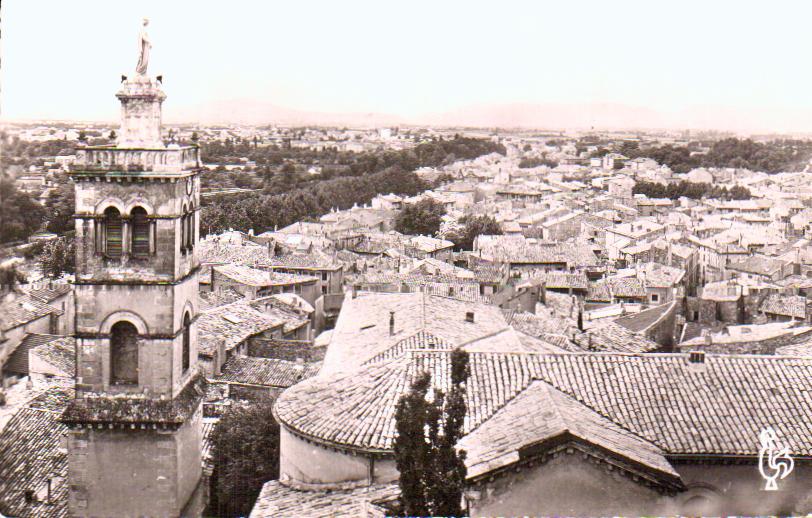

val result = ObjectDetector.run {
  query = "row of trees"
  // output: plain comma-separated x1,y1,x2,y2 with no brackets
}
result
201,136,506,236
201,166,428,236
518,156,558,169
200,136,506,195
633,179,752,200
602,138,812,174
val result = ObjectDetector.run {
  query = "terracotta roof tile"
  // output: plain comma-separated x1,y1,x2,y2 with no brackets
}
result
218,356,320,388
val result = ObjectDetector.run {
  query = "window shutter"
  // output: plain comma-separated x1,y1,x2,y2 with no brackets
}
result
131,208,150,257
105,209,123,257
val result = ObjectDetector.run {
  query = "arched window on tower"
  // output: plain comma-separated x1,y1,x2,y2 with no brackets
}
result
180,208,188,255
110,321,139,385
104,207,123,257
182,312,191,373
131,206,150,257
186,209,194,250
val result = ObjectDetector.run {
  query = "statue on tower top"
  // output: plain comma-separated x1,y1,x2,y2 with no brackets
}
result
136,18,151,75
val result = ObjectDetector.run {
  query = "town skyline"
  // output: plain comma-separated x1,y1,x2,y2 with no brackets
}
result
4,0,812,133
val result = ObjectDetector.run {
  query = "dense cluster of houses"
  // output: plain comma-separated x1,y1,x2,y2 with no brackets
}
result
5,125,812,516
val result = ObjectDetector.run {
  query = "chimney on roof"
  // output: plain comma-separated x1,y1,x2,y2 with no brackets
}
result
465,311,475,323
701,328,712,346
389,311,395,336
689,350,705,364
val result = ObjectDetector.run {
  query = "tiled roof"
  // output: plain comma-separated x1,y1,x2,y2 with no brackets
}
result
198,239,269,267
23,284,71,303
363,330,453,365
4,334,63,375
459,380,679,482
218,356,321,388
0,408,68,518
27,336,76,377
606,277,647,298
760,294,808,319
614,301,676,333
575,322,660,353
775,341,812,356
0,295,60,332
638,262,685,288
586,281,612,302
214,264,318,287
199,288,245,312
267,248,341,270
479,241,598,267
198,301,287,357
248,297,310,334
727,255,786,276
531,271,589,290
250,481,398,518
406,235,454,253
509,310,575,337
275,351,812,458
321,292,513,376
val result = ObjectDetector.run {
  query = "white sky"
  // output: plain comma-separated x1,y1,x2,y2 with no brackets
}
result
3,0,812,130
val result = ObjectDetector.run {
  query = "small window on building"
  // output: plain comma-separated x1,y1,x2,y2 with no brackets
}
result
104,207,123,257
111,321,139,385
182,312,191,373
180,214,187,255
131,207,150,257
322,272,328,281
186,210,194,250
651,293,659,303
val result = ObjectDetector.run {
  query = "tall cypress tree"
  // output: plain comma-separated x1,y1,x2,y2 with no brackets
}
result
393,350,470,517
394,372,431,517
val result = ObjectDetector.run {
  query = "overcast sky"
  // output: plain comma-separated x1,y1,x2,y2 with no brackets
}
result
3,1,812,131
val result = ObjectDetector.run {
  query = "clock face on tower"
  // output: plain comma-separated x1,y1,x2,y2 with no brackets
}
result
185,177,193,195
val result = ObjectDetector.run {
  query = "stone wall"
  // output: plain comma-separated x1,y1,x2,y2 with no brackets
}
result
67,405,203,517
248,338,321,362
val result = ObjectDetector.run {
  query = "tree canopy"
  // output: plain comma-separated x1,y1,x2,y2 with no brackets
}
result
394,349,470,517
633,179,751,201
37,237,75,279
394,198,446,237
208,401,280,518
0,174,45,244
449,215,503,251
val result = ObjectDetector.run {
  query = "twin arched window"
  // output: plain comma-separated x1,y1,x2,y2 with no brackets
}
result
111,321,139,385
100,206,152,258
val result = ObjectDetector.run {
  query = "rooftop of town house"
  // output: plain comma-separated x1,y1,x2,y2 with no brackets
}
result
216,356,321,388
197,301,290,358
275,350,812,459
213,264,318,287
320,291,515,376
759,293,809,319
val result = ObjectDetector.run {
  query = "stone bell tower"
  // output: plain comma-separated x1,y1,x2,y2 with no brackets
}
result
61,33,206,516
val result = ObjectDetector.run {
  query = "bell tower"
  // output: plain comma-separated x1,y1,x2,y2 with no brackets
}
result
61,45,206,516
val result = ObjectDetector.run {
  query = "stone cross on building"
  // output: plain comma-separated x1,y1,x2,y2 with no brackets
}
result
61,31,206,517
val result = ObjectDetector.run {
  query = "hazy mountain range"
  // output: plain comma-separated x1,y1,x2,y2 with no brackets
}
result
163,99,812,134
